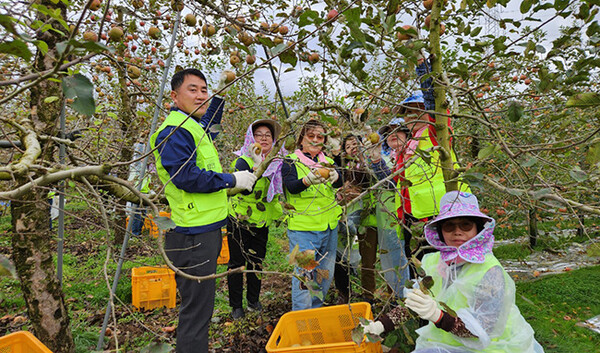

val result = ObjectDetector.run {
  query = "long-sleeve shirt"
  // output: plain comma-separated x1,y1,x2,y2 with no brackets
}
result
154,97,234,234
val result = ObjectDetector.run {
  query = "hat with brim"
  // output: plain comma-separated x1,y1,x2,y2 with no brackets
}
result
378,117,408,136
425,191,493,230
252,119,282,140
423,191,496,263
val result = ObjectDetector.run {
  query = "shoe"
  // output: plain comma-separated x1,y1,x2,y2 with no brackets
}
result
247,301,263,312
231,307,245,320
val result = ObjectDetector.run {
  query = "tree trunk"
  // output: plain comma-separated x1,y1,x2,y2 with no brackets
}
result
429,0,457,191
10,0,74,351
11,192,74,352
528,208,538,248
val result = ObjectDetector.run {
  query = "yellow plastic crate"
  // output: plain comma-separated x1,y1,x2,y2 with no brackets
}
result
217,230,229,265
0,331,52,353
265,303,382,353
131,266,176,311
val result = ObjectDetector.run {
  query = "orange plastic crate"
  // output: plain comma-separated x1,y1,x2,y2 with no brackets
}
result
0,331,53,353
217,230,229,265
265,303,382,353
131,266,176,311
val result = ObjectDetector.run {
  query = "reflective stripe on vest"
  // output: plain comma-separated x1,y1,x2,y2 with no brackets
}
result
284,153,342,231
150,110,228,227
228,156,283,227
404,129,470,219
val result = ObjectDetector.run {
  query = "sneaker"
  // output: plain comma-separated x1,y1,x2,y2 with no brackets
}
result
247,301,263,312
231,307,245,320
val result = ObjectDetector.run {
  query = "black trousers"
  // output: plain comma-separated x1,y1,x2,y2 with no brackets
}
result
165,228,221,353
226,217,269,309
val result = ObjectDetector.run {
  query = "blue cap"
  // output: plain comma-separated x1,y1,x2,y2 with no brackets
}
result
402,91,425,105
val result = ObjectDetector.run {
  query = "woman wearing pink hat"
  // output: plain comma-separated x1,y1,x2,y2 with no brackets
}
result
362,191,544,353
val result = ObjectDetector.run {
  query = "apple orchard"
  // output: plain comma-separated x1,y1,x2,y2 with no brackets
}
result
0,0,599,352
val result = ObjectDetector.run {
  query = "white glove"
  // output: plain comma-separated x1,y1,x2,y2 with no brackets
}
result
405,289,442,323
362,320,384,336
232,171,257,192
327,169,339,184
248,144,263,168
214,71,230,95
303,171,326,186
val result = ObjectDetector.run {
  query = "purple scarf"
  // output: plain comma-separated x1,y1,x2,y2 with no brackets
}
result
234,121,287,202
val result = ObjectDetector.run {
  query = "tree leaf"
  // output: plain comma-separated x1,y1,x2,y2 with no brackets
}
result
153,216,176,231
520,0,534,13
209,124,222,133
569,167,588,182
586,141,600,165
566,92,600,107
279,49,297,66
298,9,319,27
505,101,524,122
0,40,32,61
44,96,60,104
61,74,96,116
532,187,553,200
477,144,499,159
140,343,173,353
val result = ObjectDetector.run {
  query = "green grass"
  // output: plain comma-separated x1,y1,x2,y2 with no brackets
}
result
493,243,533,260
516,266,600,352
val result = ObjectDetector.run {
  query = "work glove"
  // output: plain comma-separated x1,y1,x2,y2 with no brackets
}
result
327,169,339,184
303,170,326,186
361,320,385,336
232,170,257,192
248,143,263,168
214,71,230,95
405,289,442,323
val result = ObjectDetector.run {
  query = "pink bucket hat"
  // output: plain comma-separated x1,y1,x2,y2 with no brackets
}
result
424,191,496,263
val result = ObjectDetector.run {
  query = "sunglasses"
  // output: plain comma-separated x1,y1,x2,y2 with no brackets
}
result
440,219,475,233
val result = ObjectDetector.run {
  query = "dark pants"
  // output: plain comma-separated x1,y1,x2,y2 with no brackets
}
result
165,228,222,353
358,227,378,299
226,218,268,309
333,252,350,302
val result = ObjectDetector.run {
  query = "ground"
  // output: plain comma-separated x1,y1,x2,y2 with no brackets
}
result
1,206,600,352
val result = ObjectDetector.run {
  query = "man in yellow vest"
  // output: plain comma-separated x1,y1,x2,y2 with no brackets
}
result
150,69,257,353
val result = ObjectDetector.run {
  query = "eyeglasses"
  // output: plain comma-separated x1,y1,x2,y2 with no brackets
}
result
254,133,272,140
441,219,475,233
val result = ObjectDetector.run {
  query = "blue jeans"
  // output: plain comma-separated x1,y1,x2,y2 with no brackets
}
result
376,191,410,298
288,227,338,311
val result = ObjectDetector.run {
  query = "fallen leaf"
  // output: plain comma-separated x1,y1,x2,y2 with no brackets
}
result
161,326,176,333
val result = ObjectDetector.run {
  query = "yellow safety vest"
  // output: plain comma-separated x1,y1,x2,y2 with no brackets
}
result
284,153,342,231
150,110,228,227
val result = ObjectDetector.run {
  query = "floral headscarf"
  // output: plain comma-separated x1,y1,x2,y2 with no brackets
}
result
423,191,495,264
